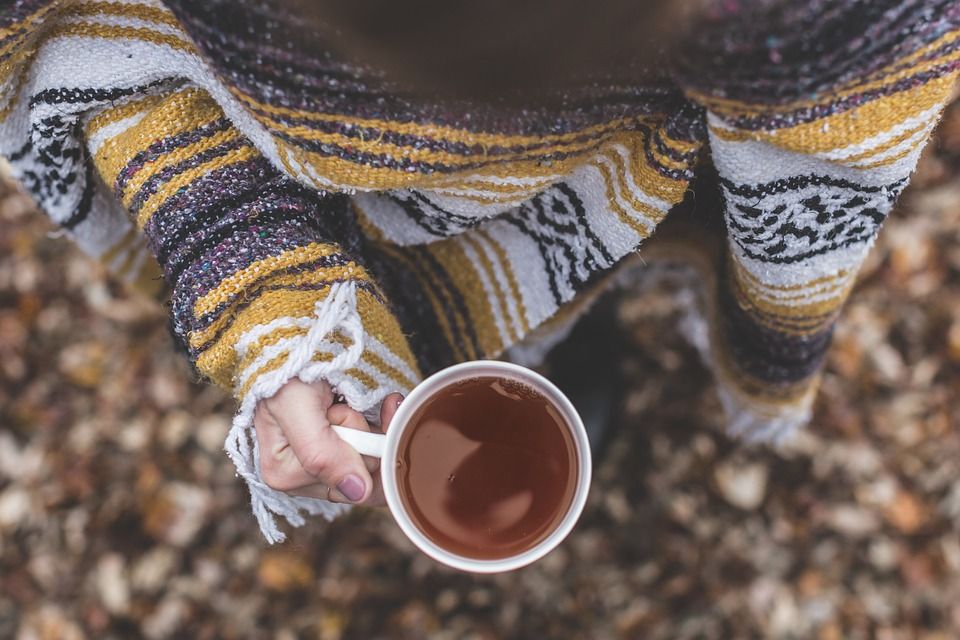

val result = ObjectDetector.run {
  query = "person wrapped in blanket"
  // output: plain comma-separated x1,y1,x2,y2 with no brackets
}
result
1,0,957,542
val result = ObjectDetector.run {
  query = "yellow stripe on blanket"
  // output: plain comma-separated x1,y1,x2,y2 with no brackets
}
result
91,88,225,190
707,76,955,155
192,243,346,317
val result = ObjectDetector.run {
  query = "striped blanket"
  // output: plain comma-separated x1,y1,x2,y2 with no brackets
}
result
2,0,957,542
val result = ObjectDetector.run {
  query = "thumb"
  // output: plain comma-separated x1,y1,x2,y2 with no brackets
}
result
326,403,382,502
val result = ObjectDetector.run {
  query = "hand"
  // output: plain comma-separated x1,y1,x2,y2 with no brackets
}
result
253,378,403,506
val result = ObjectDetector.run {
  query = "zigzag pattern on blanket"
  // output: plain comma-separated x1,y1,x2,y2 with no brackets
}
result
706,103,929,439
91,96,420,389
80,87,422,539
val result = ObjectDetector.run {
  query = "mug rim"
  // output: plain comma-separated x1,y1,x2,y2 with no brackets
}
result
380,360,592,573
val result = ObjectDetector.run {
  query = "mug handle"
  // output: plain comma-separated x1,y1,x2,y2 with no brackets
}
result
330,425,387,458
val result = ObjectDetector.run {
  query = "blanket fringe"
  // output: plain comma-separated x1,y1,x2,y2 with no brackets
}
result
223,281,364,543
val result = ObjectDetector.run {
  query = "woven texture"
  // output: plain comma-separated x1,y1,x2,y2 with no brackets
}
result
1,0,958,541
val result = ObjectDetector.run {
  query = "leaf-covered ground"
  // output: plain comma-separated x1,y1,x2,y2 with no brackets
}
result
2,107,960,639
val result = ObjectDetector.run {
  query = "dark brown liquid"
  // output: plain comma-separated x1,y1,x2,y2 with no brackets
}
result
396,376,578,560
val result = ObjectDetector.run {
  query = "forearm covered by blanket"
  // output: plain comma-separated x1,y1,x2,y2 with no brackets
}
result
2,75,419,539
96,89,420,539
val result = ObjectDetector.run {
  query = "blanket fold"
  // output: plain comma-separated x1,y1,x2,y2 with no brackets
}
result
1,0,957,541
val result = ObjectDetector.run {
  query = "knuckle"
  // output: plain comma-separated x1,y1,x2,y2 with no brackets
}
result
261,469,285,492
260,460,293,492
334,408,367,430
269,380,297,404
258,397,278,419
301,449,333,478
312,380,334,403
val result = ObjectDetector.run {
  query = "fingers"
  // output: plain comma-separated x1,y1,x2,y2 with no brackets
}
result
364,479,387,507
258,379,373,504
254,381,403,509
327,403,388,507
254,401,319,491
353,392,402,508
380,392,404,432
327,403,380,475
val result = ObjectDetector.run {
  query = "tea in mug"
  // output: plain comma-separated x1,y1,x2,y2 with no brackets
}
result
396,376,579,560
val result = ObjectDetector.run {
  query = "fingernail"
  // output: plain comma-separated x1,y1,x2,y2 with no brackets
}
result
337,475,366,502
395,395,404,407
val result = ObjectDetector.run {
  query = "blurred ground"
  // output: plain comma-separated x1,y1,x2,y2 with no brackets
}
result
2,105,960,639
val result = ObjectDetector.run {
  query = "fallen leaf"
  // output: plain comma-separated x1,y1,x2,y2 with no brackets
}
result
257,550,315,592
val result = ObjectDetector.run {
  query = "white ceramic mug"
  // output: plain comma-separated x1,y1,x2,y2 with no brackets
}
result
331,360,592,573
